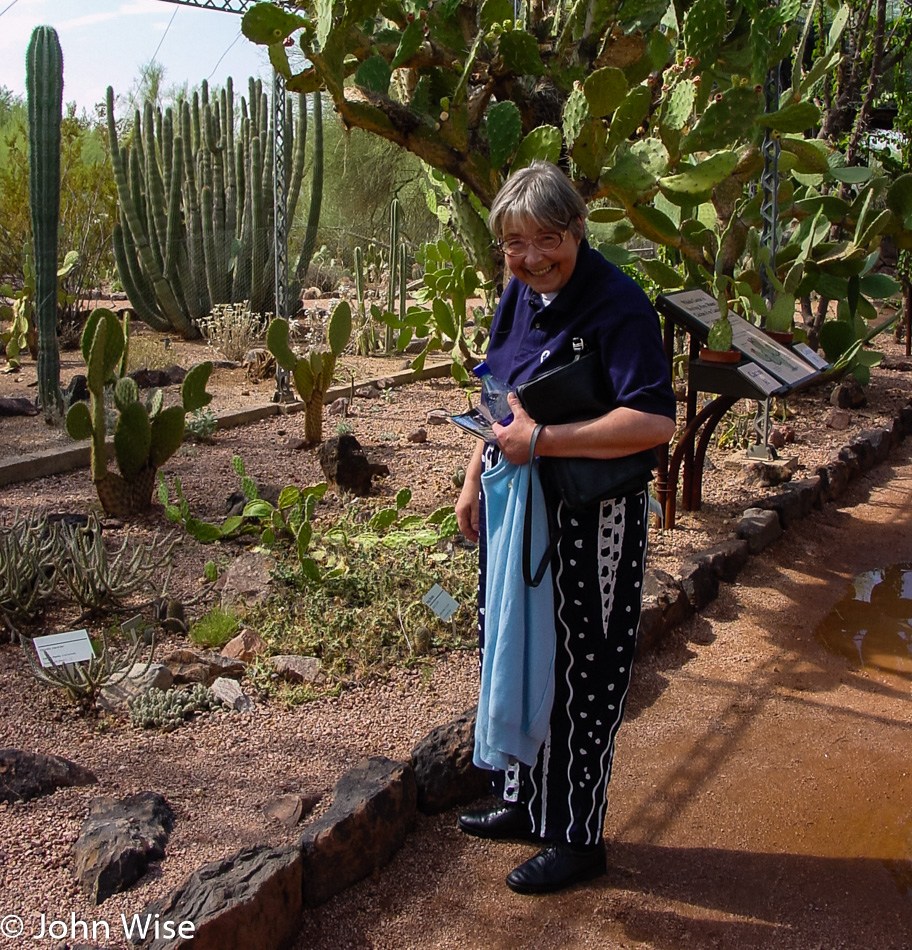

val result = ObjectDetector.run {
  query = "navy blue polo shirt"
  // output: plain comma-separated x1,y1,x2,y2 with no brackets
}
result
485,240,676,421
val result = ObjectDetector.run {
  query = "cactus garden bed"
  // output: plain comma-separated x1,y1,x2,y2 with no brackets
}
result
0,304,911,948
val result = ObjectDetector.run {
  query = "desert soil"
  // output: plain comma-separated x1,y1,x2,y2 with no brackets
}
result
0,307,910,948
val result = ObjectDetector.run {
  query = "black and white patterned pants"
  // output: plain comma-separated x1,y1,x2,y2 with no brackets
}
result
478,449,649,846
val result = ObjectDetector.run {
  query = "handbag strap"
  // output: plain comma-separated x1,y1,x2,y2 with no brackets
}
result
522,424,561,588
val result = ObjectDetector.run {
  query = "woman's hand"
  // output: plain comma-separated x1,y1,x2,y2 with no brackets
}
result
456,443,484,542
492,393,537,465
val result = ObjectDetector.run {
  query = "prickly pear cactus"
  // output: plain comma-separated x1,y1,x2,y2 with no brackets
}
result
266,300,352,444
681,86,764,153
486,101,522,170
66,308,212,518
682,0,728,65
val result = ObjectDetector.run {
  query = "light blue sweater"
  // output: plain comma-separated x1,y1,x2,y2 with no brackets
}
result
475,457,555,771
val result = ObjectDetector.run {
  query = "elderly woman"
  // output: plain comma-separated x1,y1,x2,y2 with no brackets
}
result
455,161,676,894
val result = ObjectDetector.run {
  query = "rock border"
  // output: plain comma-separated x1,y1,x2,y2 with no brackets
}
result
0,363,453,488
107,399,912,950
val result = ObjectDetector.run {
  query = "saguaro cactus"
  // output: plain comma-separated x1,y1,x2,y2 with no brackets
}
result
26,25,64,416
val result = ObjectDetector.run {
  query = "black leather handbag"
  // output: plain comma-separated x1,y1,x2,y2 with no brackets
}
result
515,340,657,510
516,339,657,587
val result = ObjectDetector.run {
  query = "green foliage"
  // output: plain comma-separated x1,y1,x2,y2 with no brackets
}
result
26,25,64,417
249,501,474,690
106,78,319,337
66,309,213,517
189,606,239,648
238,0,907,368
129,683,223,731
24,626,154,714
0,92,117,336
265,300,352,443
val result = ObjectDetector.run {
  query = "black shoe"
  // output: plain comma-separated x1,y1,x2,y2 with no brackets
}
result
457,804,537,842
506,842,606,894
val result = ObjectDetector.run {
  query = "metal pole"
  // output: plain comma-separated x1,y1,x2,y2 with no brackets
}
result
271,69,294,403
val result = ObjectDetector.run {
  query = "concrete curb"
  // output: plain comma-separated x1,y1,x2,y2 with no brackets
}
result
0,362,453,488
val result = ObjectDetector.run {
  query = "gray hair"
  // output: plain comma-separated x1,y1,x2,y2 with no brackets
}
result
489,161,588,240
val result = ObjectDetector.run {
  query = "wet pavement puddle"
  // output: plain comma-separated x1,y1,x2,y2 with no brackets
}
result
816,562,912,677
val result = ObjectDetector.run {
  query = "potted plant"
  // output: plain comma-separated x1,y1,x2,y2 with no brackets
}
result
762,292,796,345
700,307,741,364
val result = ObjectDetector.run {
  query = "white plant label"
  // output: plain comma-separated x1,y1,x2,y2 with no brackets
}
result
32,629,95,668
423,584,460,622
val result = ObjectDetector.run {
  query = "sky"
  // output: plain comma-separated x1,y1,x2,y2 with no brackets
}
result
0,0,274,116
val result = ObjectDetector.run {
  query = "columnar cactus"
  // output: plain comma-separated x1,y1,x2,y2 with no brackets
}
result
107,80,320,338
266,302,352,444
65,309,213,517
26,25,64,416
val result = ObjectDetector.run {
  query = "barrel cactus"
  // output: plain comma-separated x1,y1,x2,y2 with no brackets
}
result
26,25,64,416
65,309,213,517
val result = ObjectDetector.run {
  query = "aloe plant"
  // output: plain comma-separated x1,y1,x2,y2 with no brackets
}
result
65,308,213,517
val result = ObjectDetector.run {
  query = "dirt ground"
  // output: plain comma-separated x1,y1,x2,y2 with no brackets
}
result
291,456,912,950
0,310,910,948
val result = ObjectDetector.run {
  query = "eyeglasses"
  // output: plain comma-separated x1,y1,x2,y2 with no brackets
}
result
496,223,571,258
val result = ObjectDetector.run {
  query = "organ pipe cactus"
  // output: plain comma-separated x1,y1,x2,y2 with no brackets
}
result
106,80,320,338
266,302,351,444
65,309,213,518
26,25,64,416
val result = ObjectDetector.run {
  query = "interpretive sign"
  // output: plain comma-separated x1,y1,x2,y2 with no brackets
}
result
423,584,460,622
32,629,94,668
658,289,819,388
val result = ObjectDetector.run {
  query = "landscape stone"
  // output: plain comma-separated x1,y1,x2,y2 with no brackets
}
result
328,397,350,416
638,569,691,654
690,538,751,583
317,434,390,495
856,427,891,464
75,791,175,904
219,552,276,609
425,409,450,426
677,557,719,611
300,756,416,907
270,655,322,684
262,793,315,829
816,458,851,502
411,708,489,814
99,663,174,710
407,427,428,443
734,508,783,554
0,749,97,803
830,377,867,409
753,476,822,528
210,677,253,712
825,408,851,430
133,845,302,950
162,651,246,687
221,628,267,663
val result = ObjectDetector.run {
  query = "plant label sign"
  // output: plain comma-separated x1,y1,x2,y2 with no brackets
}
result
32,629,95,668
423,584,460,622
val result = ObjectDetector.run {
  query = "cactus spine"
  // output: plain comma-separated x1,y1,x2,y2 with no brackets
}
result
26,26,63,417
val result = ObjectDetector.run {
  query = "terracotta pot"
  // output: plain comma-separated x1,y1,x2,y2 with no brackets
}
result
763,329,794,345
698,347,741,364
